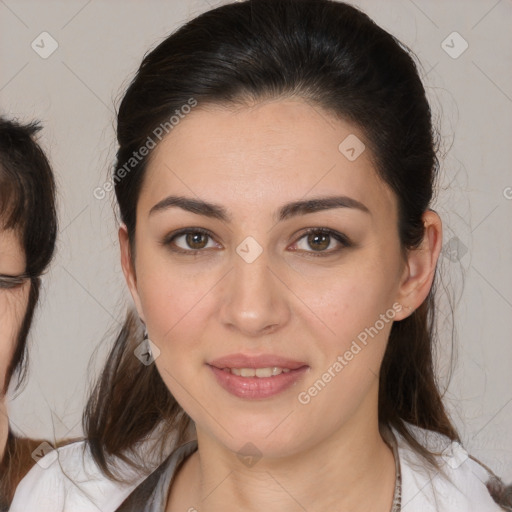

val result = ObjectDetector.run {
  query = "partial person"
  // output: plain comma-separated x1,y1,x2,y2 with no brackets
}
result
0,116,57,509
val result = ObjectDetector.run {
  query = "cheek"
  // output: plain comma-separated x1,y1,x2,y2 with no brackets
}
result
0,292,28,385
292,254,402,414
295,257,401,349
137,267,215,417
136,257,215,356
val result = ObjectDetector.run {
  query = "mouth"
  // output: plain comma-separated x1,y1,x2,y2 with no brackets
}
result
219,366,292,377
207,353,309,399
209,353,308,371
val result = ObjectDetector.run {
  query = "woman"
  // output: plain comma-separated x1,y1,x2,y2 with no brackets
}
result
0,116,57,509
10,0,511,510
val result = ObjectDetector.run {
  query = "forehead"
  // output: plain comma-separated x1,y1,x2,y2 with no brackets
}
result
139,99,397,220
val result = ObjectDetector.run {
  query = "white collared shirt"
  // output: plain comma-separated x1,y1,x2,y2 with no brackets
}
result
9,422,505,511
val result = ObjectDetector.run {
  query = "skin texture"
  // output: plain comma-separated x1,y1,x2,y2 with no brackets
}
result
0,229,29,460
120,98,442,512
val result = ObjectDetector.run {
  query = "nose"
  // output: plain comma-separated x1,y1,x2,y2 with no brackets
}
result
218,248,291,338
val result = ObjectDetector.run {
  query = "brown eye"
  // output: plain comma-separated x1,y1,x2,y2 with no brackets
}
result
307,232,331,252
162,228,218,254
292,228,352,257
185,232,209,250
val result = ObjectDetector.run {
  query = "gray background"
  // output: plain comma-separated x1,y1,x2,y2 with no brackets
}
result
1,0,511,481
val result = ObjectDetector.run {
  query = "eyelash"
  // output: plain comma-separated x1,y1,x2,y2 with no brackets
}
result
0,275,28,290
161,227,352,257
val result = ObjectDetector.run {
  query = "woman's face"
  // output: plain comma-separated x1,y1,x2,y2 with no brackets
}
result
122,98,433,458
0,228,29,394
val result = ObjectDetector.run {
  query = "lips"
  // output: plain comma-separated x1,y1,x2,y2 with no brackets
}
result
208,365,309,399
207,353,309,399
208,353,308,371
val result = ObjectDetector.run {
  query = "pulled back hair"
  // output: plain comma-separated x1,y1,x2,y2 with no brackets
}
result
84,0,510,506
0,117,58,507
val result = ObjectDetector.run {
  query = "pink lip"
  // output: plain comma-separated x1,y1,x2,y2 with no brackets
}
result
207,353,309,400
209,353,308,370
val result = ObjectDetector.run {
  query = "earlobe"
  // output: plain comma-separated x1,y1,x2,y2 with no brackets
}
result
118,224,145,323
394,210,442,320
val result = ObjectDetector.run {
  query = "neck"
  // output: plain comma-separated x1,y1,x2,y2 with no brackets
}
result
0,398,8,461
172,389,397,512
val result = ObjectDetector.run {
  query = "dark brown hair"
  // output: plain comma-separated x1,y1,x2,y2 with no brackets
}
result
84,0,509,506
0,116,58,508
0,117,57,393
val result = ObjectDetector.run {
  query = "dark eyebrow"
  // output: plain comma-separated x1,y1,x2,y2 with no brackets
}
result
149,195,370,222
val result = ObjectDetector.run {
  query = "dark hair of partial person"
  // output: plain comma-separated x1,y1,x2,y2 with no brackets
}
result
0,116,58,508
82,0,511,507
0,117,57,392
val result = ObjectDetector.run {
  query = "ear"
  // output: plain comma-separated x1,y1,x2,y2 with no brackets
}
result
394,210,442,321
119,224,145,323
